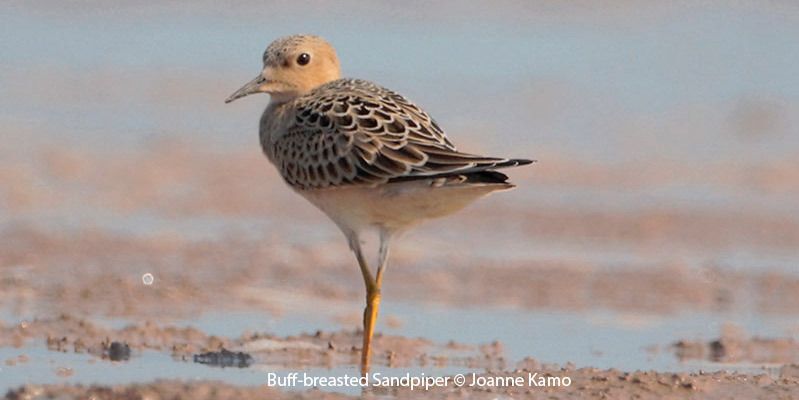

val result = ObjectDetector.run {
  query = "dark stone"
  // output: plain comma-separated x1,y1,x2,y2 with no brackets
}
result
107,341,131,361
193,348,253,368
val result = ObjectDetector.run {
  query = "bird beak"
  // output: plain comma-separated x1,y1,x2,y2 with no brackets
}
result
225,74,269,104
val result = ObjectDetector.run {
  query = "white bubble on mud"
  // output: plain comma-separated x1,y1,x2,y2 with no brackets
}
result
142,273,155,286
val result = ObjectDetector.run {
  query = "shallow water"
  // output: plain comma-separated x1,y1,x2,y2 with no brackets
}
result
0,342,485,396
194,303,799,372
1,301,794,394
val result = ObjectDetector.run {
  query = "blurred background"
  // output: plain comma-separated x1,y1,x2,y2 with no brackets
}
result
1,0,798,385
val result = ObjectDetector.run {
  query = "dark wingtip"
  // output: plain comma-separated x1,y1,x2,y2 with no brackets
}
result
498,158,535,168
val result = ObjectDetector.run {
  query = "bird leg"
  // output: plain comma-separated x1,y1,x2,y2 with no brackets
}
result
375,232,391,289
352,232,392,376
361,280,380,375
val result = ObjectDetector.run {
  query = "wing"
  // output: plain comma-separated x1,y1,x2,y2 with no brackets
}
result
272,79,530,189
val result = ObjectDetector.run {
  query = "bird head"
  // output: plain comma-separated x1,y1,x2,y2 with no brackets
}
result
225,35,341,104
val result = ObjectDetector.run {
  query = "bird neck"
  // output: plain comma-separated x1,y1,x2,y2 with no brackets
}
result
259,101,294,163
267,93,298,105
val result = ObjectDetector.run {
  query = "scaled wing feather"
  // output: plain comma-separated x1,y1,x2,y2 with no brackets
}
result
272,79,513,189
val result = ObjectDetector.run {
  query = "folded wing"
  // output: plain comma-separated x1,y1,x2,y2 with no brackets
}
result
271,79,532,189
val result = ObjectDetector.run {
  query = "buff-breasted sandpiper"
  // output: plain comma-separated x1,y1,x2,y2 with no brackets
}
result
225,34,533,374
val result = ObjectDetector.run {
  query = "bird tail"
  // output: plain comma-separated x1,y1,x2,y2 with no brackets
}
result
389,158,535,184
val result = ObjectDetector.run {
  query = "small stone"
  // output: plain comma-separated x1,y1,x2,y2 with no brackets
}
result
107,342,131,361
193,348,253,368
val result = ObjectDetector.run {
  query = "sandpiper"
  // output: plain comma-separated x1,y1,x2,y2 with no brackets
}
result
225,34,532,374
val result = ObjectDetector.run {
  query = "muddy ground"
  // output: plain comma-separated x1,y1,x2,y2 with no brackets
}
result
2,144,799,399
8,368,799,400
3,315,799,399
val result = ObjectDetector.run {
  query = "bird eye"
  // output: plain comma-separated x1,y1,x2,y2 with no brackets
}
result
296,53,311,66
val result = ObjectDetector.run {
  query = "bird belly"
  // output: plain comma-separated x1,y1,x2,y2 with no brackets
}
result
296,180,512,234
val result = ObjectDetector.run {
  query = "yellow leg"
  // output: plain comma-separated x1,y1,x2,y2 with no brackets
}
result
351,230,392,376
360,284,381,375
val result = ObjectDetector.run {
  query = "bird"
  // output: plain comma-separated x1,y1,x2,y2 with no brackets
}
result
225,34,533,375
